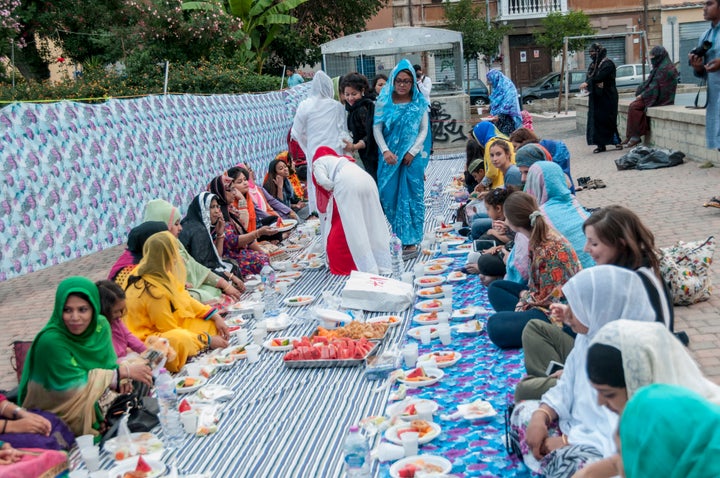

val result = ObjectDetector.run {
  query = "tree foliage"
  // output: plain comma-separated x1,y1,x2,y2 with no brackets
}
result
443,0,509,66
534,11,595,58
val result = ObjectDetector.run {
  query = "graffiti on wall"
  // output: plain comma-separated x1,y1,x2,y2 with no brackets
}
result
430,99,466,145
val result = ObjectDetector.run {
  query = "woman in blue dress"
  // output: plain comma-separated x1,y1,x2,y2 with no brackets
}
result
373,58,431,258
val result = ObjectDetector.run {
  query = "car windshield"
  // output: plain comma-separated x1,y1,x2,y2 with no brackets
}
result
529,72,557,87
469,80,486,89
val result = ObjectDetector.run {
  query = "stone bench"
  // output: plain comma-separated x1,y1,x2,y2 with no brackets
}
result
574,95,720,165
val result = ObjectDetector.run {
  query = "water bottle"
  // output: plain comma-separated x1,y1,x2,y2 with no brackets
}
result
260,265,279,316
389,233,404,280
343,426,370,477
155,368,183,448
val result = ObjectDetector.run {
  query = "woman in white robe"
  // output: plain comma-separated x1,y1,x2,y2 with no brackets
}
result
312,147,391,275
291,70,351,213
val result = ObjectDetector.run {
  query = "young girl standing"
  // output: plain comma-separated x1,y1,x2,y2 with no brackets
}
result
341,73,379,182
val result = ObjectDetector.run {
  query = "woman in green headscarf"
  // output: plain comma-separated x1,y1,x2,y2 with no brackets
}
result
619,383,720,478
143,199,244,305
19,277,152,437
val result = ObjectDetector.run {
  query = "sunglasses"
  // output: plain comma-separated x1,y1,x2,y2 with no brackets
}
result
394,79,413,85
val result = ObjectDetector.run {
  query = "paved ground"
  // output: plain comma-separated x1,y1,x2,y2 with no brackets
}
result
2,114,719,392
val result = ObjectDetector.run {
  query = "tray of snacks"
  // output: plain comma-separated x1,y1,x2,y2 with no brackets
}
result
313,320,389,341
283,337,379,368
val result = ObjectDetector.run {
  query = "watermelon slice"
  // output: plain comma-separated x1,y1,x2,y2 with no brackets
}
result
135,455,152,473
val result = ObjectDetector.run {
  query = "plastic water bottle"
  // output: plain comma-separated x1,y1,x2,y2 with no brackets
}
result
155,368,183,448
343,426,370,477
260,265,279,316
389,233,404,280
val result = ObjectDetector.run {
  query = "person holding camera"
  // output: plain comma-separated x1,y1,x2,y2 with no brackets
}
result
693,0,720,208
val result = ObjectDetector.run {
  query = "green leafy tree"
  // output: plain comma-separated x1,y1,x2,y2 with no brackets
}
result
268,0,387,71
228,0,308,73
444,0,509,91
534,10,595,58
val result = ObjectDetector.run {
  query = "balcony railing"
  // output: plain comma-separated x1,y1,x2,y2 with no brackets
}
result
500,0,568,20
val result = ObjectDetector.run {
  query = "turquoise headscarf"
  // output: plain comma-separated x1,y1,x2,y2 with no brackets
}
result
19,276,117,403
621,384,720,478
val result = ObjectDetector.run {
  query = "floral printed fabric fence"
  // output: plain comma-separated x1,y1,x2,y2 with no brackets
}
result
379,255,531,478
0,85,311,280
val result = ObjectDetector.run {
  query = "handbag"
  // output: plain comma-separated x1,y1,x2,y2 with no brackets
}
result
101,381,159,443
504,400,523,460
659,236,715,305
10,340,32,383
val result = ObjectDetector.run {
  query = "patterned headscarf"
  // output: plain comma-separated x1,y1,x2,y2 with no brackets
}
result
486,69,522,124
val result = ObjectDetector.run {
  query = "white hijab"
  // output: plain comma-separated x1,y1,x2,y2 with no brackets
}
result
542,265,657,456
591,320,720,404
290,70,350,213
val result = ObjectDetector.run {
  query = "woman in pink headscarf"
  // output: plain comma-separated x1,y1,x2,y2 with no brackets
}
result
312,147,391,275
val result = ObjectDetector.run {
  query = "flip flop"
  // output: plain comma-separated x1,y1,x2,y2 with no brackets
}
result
614,144,624,150
703,197,720,209
593,146,606,154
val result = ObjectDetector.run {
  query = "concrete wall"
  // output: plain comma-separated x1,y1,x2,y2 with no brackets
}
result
574,96,720,164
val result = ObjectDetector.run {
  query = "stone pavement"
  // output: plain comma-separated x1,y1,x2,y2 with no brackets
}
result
1,114,719,392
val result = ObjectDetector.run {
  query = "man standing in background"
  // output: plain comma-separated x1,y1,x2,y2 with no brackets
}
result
414,64,432,102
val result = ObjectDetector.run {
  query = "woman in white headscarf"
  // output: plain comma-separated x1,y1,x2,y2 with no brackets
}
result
291,70,352,212
511,265,656,478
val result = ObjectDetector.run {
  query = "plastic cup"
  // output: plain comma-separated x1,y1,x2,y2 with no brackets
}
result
402,343,418,368
76,434,94,449
442,285,454,298
415,401,435,421
401,431,419,457
401,272,414,284
277,282,289,296
375,443,405,462
438,324,452,345
413,263,425,278
437,312,450,325
180,411,197,434
253,303,265,321
80,446,100,472
246,344,261,363
419,327,432,345
236,328,249,345
441,298,453,313
184,363,201,377
440,242,449,254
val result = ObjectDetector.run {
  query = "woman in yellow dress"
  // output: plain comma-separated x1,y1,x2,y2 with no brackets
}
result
124,231,229,372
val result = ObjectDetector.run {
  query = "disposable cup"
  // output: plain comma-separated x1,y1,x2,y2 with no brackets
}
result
180,411,197,434
441,298,453,314
76,434,94,450
184,363,201,377
375,443,405,462
401,272,413,284
440,242,449,254
69,470,89,478
401,431,419,457
437,312,450,325
402,343,418,368
253,328,266,346
419,327,432,345
246,344,261,363
251,291,262,303
415,401,435,421
253,303,265,321
277,282,289,296
236,328,249,345
413,263,425,278
442,285,454,298
438,324,452,346
80,446,100,472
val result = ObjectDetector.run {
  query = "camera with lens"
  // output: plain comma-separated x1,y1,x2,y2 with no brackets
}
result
689,41,713,64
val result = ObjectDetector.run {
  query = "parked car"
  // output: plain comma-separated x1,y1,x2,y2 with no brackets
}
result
520,70,586,104
468,79,490,106
615,64,651,89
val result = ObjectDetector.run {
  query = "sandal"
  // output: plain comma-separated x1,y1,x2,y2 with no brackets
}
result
703,197,720,209
593,179,607,188
592,146,606,154
614,144,624,150
625,138,641,148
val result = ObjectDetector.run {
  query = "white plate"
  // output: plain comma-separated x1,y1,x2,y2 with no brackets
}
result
225,315,247,326
205,353,238,367
416,287,445,299
414,299,447,312
307,261,324,269
384,421,442,445
452,307,478,320
427,258,454,266
284,295,315,306
313,308,353,324
263,337,299,352
276,271,302,280
109,457,167,478
104,432,163,460
222,345,248,359
419,350,462,368
446,271,468,282
389,455,452,478
265,313,292,332
436,234,462,243
412,312,448,325
397,367,444,388
456,400,497,420
174,376,206,394
276,278,296,286
406,326,440,341
272,219,298,233
414,276,445,287
284,244,304,252
366,315,402,328
227,300,261,312
438,238,465,246
424,264,449,275
387,398,439,421
452,320,484,335
445,248,470,256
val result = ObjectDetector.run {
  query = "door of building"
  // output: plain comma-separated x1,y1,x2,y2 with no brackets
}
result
509,35,551,88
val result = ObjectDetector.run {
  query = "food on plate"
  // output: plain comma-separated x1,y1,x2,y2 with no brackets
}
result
108,432,163,461
418,277,441,285
462,400,495,417
448,271,466,280
425,265,444,272
426,351,457,364
271,338,291,347
396,420,434,438
316,321,388,340
418,286,443,296
416,312,438,322
397,459,445,478
177,377,196,388
370,316,399,325
275,217,286,228
283,337,375,361
228,346,247,356
178,399,192,413
286,295,313,304
422,300,442,309
402,367,434,382
121,456,154,478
